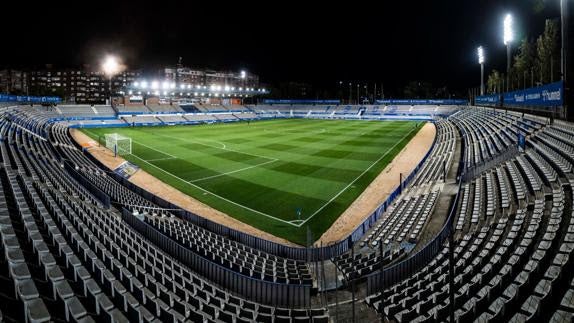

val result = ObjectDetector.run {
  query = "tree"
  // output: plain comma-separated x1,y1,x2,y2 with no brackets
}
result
536,19,560,84
512,38,536,89
486,70,503,94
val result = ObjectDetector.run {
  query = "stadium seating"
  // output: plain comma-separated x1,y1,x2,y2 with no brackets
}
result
4,103,574,322
116,105,151,114
363,108,574,322
0,107,328,322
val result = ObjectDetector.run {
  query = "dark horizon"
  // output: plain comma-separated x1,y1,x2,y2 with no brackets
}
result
0,0,562,96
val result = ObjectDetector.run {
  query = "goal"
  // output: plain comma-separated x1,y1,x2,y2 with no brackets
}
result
105,133,132,156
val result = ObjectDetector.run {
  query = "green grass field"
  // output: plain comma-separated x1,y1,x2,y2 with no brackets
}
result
82,119,422,245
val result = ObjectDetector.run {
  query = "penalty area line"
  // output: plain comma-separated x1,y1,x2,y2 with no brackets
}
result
125,152,299,227
295,125,419,227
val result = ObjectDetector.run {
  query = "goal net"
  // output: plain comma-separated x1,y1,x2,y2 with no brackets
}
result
105,133,132,155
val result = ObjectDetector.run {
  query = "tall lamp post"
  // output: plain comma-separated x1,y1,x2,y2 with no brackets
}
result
559,0,567,83
102,55,120,106
478,46,486,95
348,83,352,104
240,70,246,105
503,14,514,92
559,0,568,119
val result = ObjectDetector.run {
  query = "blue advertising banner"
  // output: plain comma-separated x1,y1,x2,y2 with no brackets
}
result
475,94,501,106
263,99,340,105
0,93,61,103
503,81,563,107
375,99,468,105
113,161,140,179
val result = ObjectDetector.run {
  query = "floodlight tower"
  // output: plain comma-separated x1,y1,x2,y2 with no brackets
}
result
503,14,514,92
102,55,120,105
240,70,246,104
478,46,486,95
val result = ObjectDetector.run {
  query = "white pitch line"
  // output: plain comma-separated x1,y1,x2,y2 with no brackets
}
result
146,157,177,162
125,151,298,227
152,132,274,161
296,126,419,227
190,159,278,183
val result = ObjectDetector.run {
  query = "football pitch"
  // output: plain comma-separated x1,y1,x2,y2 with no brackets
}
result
83,119,422,245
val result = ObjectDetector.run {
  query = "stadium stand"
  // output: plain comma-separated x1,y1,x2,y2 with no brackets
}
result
0,107,328,321
116,105,151,114
363,108,574,322
4,102,574,322
146,104,185,114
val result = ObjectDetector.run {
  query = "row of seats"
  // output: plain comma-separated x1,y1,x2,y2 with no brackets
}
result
0,107,329,322
365,108,574,322
146,215,311,285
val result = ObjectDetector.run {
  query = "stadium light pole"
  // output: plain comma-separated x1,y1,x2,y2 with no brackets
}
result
102,55,121,105
240,70,246,104
478,46,486,95
348,83,352,104
503,14,514,92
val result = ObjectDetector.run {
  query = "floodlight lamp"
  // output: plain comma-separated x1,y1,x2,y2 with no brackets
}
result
503,14,513,45
477,46,485,64
102,55,120,76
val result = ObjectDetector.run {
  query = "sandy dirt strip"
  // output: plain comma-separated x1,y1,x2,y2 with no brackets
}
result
70,122,435,248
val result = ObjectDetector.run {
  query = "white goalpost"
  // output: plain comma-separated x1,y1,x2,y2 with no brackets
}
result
105,133,132,156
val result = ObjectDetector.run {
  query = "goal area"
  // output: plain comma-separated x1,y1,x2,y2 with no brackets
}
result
105,133,132,156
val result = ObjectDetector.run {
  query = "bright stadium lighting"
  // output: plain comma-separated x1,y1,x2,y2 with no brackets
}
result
162,81,169,90
478,46,486,95
231,87,235,91
187,84,191,89
170,83,176,89
477,46,485,64
101,55,122,104
101,55,120,77
134,81,140,88
180,84,185,90
503,14,513,45
128,90,133,95
151,81,159,90
196,85,201,89
503,13,514,91
239,87,243,91
210,84,216,91
224,85,230,91
141,81,148,89
240,70,246,79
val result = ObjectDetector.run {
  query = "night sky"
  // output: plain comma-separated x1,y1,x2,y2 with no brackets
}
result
0,0,561,94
